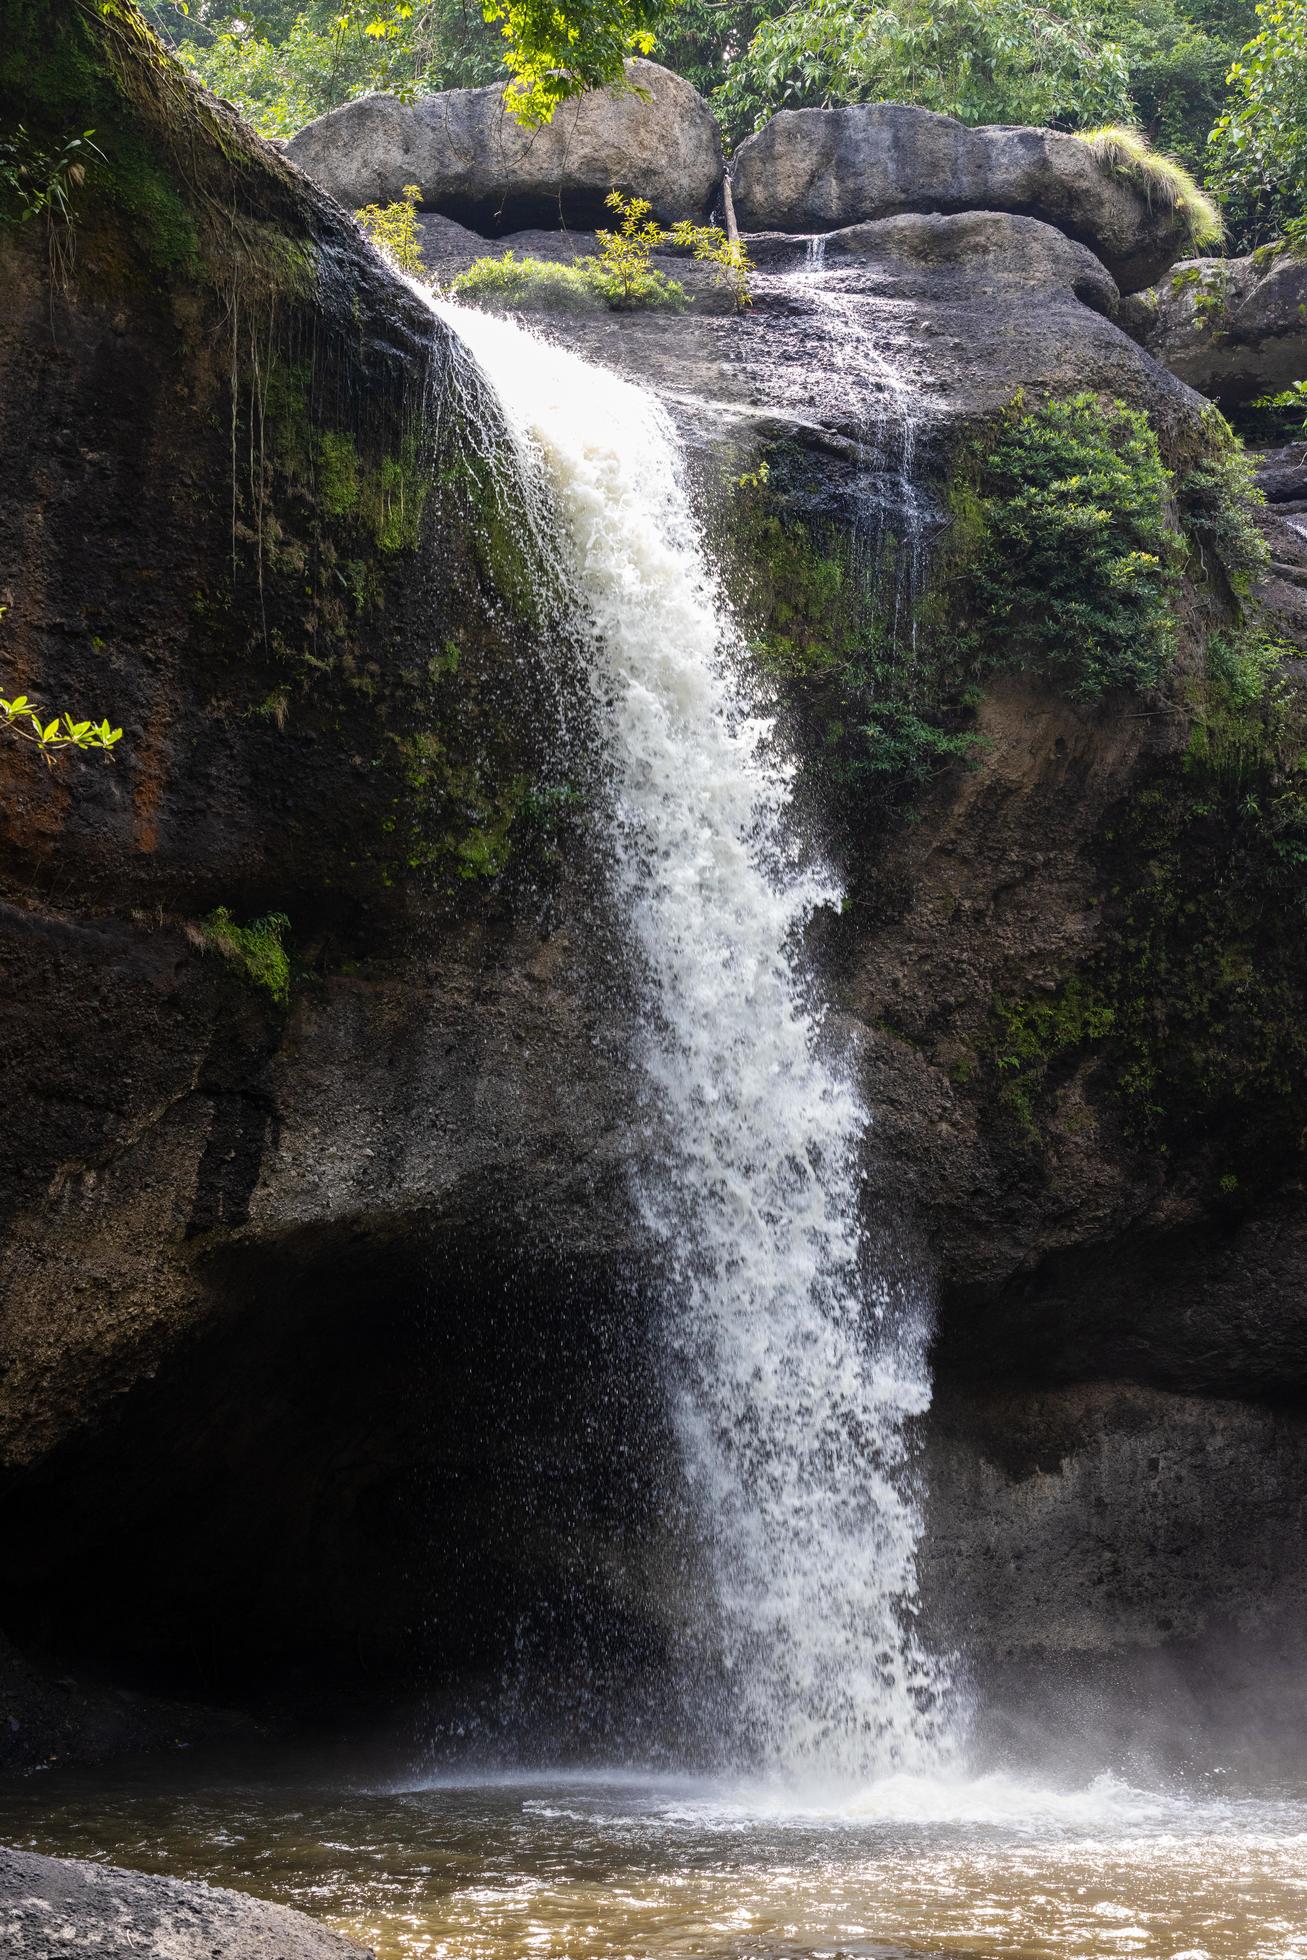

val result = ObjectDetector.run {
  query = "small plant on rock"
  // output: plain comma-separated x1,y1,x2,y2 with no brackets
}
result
197,906,292,1006
0,125,105,287
592,190,687,309
668,217,755,309
355,183,426,276
1,691,123,767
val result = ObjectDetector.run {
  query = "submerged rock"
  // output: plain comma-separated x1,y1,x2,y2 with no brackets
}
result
1127,246,1307,405
285,59,723,230
0,1846,369,1959
730,103,1195,291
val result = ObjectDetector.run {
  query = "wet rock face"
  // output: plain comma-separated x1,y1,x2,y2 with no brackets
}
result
1128,248,1307,406
921,1382,1307,1771
730,103,1193,291
419,209,1186,448
285,59,723,231
6,4,1307,1763
0,1847,370,1960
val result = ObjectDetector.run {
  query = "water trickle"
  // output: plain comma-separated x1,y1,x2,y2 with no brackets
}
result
428,295,953,1782
782,240,933,648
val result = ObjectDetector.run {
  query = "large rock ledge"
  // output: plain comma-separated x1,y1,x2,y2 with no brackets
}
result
0,1846,369,1960
285,58,723,230
729,103,1194,292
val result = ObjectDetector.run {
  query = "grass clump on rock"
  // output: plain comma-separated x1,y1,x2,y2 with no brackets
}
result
197,907,291,1006
1073,125,1224,254
452,248,647,313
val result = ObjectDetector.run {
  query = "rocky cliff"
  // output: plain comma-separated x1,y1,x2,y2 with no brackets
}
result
2,10,1306,1768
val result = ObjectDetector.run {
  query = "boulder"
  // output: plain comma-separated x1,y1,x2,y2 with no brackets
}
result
1254,443,1307,648
0,1847,369,1960
730,102,1194,292
1127,247,1307,406
285,59,722,231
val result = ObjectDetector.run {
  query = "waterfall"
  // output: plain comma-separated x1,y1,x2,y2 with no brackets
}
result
429,296,952,1783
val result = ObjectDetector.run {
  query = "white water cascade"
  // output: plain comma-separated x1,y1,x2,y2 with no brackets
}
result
431,296,953,1783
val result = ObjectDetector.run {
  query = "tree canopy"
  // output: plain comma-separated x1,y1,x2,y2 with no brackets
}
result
137,0,1307,256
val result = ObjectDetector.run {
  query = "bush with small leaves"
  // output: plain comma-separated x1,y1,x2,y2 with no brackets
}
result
953,392,1183,701
667,217,755,309
355,183,425,275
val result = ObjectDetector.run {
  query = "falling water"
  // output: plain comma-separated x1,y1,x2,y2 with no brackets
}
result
429,296,952,1782
781,241,934,649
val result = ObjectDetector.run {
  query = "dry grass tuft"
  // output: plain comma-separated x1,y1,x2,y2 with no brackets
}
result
1075,125,1224,253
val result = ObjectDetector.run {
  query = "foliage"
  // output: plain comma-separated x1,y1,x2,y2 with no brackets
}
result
652,0,785,97
984,978,1117,1132
668,215,755,307
0,125,103,223
454,247,613,309
1100,0,1258,174
482,0,666,125
952,394,1183,702
1175,407,1269,594
199,905,292,1004
729,471,981,806
1073,125,1224,250
450,193,751,312
594,192,753,307
168,0,669,133
355,182,426,273
1,692,123,767
174,3,446,136
713,0,1135,148
966,618,1307,1161
593,188,678,304
1210,0,1307,249
1095,633,1307,1152
452,243,685,309
1235,375,1307,441
0,123,105,285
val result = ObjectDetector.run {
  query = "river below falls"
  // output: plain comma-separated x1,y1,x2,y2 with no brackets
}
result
4,1762,1307,1959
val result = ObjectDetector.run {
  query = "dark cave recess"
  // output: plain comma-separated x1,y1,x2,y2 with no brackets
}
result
0,1228,689,1737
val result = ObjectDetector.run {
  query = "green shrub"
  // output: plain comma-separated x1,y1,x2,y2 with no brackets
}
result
199,906,291,1006
450,191,754,315
1176,412,1270,596
954,393,1183,701
1234,377,1307,444
454,250,612,313
355,183,425,276
668,216,755,309
732,486,982,805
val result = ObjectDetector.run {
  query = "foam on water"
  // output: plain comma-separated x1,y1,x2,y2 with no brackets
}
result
427,295,952,1781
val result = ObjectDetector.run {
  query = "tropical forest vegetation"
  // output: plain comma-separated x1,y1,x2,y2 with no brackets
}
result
135,0,1307,250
